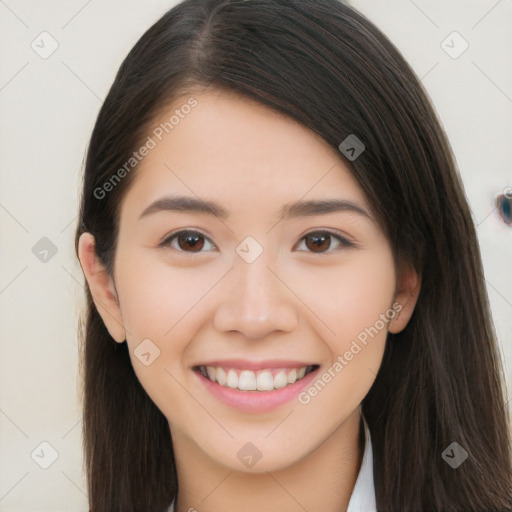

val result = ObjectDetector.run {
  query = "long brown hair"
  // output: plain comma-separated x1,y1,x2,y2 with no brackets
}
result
74,1,512,510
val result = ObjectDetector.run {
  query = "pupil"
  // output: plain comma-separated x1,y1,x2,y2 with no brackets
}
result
179,232,204,251
307,233,330,252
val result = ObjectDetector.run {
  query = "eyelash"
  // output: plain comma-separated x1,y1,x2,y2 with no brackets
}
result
158,229,355,254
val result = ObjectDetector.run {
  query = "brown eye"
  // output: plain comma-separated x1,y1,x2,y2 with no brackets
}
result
177,231,204,251
297,231,353,253
305,232,331,252
160,230,216,253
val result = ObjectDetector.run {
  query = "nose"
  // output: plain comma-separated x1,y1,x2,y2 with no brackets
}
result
212,249,299,339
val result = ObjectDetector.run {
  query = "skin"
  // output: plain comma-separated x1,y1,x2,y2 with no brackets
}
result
78,88,421,512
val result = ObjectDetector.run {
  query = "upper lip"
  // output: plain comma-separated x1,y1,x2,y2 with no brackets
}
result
193,359,317,370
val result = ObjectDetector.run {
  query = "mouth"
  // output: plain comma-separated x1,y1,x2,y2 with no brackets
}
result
194,364,319,392
193,362,320,412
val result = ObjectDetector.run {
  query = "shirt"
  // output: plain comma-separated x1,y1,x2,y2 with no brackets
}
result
346,413,377,512
167,413,376,512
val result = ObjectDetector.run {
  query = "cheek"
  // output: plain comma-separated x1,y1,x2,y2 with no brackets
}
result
113,254,201,416
299,256,395,412
113,252,218,400
115,253,208,339
301,250,396,340
312,253,396,386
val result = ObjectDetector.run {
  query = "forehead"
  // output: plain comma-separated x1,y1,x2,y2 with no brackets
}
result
120,89,370,219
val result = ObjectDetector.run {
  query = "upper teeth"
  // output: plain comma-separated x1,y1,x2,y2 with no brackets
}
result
200,366,310,391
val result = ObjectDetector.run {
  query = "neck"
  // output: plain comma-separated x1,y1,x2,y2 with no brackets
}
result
171,409,363,512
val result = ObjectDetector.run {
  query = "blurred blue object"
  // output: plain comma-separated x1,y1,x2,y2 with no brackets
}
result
496,191,512,226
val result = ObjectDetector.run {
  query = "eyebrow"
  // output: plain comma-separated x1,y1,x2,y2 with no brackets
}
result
138,195,372,221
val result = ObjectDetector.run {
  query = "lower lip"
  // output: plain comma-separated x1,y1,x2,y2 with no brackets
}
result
195,368,320,413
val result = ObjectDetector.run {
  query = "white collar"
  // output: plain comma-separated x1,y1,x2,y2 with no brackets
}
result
167,412,376,512
346,412,377,512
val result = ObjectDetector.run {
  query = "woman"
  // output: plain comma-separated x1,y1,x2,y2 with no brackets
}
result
75,0,512,510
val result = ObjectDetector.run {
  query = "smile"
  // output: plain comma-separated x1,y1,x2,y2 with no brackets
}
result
197,365,318,392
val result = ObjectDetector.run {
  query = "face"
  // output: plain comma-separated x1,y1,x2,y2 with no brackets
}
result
79,88,420,473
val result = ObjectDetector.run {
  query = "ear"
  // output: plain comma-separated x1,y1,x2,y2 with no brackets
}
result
77,232,126,343
388,262,422,334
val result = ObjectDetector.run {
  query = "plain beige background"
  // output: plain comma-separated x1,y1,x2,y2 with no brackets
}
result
0,0,511,510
